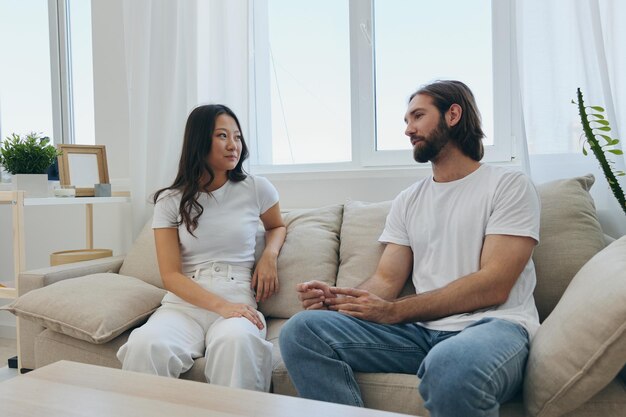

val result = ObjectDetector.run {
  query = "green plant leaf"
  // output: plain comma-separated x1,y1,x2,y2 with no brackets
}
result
589,113,605,119
0,132,59,174
577,88,626,216
582,145,588,156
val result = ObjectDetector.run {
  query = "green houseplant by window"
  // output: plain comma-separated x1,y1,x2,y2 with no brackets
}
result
575,88,626,216
0,132,61,197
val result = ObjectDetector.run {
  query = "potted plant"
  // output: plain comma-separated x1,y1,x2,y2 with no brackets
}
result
0,132,61,197
574,88,626,216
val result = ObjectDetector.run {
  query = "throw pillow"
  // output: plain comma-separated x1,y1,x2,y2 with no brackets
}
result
2,273,166,344
336,200,415,296
336,200,390,288
119,220,164,288
533,175,606,321
257,205,343,318
524,236,626,417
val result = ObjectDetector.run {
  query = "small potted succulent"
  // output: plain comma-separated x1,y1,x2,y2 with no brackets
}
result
0,132,61,197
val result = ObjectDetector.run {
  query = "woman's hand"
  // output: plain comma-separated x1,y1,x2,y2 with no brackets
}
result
252,252,279,302
215,301,264,330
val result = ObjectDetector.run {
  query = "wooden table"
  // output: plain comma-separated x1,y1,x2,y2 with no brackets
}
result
0,361,415,417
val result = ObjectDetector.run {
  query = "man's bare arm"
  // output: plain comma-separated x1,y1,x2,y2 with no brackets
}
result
327,234,536,324
356,243,413,300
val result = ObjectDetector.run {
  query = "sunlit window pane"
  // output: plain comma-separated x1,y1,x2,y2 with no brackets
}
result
0,0,54,142
266,0,351,164
374,0,494,151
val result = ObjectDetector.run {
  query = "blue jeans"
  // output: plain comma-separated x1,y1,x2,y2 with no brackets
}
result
279,311,529,417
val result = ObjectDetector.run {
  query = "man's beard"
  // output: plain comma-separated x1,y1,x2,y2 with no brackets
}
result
412,117,451,163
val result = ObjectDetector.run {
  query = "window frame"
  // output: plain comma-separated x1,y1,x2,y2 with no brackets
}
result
250,0,516,174
48,0,84,146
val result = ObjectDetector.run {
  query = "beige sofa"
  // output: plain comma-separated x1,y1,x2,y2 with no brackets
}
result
6,175,626,417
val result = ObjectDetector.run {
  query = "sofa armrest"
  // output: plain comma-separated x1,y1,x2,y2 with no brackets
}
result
18,255,125,296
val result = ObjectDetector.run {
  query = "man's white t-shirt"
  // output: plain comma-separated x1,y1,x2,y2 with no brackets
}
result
379,164,541,338
152,175,279,274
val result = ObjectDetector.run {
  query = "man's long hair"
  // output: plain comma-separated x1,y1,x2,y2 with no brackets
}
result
411,80,485,161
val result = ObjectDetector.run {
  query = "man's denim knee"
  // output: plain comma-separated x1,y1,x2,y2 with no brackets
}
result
419,356,495,417
417,319,529,417
279,310,324,358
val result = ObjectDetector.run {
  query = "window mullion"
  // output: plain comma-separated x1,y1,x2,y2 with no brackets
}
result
47,0,74,145
350,0,375,167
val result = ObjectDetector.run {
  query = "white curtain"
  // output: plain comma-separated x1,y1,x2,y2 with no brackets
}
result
515,0,626,234
123,0,249,237
516,0,625,161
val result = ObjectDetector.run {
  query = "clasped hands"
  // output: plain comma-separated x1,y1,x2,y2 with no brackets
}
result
296,280,396,324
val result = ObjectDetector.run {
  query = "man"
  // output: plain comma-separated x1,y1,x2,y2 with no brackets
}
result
279,80,541,417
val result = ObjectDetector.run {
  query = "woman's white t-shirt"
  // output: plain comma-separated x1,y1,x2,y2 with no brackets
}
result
152,175,279,274
379,164,542,338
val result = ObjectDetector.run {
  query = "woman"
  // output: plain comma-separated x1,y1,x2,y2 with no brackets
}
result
117,104,286,392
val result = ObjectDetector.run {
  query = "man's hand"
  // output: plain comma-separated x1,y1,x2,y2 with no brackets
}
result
326,287,397,324
296,280,337,310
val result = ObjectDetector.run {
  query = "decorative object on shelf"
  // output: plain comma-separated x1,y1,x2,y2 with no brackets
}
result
57,144,109,197
0,132,62,197
94,183,112,197
574,88,626,216
53,185,76,198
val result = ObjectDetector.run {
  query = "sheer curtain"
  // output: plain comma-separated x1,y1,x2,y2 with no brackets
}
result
515,0,626,235
122,0,249,236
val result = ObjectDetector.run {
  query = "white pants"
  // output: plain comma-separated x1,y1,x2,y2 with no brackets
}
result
117,262,273,392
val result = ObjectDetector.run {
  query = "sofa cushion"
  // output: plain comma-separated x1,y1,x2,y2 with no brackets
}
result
119,221,163,288
257,205,343,318
532,175,606,321
524,236,626,417
3,273,166,344
336,200,415,296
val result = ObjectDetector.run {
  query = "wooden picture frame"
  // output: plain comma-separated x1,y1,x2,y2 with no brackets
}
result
57,145,109,197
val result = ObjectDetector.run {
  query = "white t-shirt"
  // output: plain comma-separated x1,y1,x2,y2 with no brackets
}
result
379,164,541,338
152,175,279,274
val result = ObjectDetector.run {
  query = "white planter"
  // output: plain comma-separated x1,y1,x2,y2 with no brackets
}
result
11,174,49,197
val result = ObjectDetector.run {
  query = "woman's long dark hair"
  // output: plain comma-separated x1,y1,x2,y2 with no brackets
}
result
153,104,249,235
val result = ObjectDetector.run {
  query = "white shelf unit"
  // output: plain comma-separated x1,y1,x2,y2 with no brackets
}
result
0,191,131,299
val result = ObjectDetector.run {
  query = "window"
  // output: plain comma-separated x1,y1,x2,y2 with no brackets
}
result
0,0,95,149
252,0,352,166
251,0,514,172
0,0,54,142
